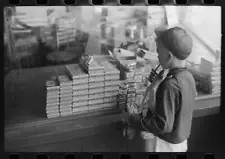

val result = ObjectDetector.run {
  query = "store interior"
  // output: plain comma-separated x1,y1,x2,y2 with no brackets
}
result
4,6,223,153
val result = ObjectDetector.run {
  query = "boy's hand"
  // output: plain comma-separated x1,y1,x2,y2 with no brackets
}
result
128,113,142,127
127,103,134,115
148,69,164,83
123,126,136,140
148,69,158,83
140,131,155,140
127,103,141,115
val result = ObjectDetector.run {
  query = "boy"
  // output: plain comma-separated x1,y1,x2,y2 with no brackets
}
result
127,26,197,152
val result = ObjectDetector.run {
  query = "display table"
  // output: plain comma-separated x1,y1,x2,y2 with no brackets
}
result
4,66,221,151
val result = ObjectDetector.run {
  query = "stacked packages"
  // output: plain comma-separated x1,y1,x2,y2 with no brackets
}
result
45,77,60,118
65,64,89,114
117,81,128,110
96,60,120,110
198,58,221,95
55,17,76,49
44,57,122,119
119,62,150,111
86,60,105,111
199,66,221,95
57,75,73,116
209,65,221,95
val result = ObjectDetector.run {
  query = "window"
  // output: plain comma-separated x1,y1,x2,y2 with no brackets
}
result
180,6,221,53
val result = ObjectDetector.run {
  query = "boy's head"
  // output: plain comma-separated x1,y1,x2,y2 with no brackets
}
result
155,26,193,69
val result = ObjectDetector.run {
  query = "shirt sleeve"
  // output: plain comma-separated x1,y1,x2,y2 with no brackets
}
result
141,80,180,135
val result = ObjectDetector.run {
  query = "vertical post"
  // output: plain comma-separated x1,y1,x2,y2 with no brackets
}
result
4,7,18,107
5,7,16,64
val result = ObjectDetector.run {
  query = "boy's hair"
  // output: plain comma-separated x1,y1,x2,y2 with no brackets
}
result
155,26,193,60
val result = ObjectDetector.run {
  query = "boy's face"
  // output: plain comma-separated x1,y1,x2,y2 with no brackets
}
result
156,38,171,69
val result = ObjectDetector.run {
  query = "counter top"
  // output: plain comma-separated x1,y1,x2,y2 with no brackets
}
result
4,66,221,151
4,65,220,127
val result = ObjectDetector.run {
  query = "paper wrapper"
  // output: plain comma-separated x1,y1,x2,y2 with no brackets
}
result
65,64,88,79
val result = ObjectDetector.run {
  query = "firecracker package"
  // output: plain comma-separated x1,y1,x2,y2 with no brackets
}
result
196,58,221,95
72,106,89,114
72,100,89,108
65,64,90,114
94,59,120,106
57,75,73,115
45,78,60,118
118,63,153,113
65,64,89,80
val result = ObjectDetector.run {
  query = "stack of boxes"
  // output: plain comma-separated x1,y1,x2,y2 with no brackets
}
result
97,60,120,109
55,17,76,49
209,65,221,95
118,81,128,110
65,64,89,114
44,57,124,119
119,62,151,112
198,67,221,95
120,66,136,109
87,60,105,111
81,59,107,111
45,77,60,118
57,75,73,116
135,67,150,104
198,58,221,95
199,59,221,95
133,68,146,109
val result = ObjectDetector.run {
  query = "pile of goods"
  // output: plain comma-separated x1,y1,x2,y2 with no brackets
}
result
117,81,128,110
55,16,76,48
95,59,120,110
188,58,221,95
199,60,221,95
118,60,152,112
45,77,60,118
57,75,73,116
65,64,89,114
44,56,121,118
80,56,106,111
80,56,120,111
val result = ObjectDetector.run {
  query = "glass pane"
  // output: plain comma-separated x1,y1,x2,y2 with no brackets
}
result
182,6,221,52
4,6,168,71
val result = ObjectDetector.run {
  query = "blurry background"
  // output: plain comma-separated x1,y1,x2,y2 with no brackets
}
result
4,6,221,75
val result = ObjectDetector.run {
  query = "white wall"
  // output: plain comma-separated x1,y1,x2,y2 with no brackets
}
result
182,6,221,51
176,6,221,64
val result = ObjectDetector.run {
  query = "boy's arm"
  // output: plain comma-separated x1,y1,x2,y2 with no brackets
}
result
127,77,165,131
141,80,179,135
128,113,145,131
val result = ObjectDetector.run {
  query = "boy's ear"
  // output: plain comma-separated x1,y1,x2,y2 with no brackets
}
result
167,51,173,61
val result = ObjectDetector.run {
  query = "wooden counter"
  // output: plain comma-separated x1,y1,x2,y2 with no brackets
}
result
4,66,221,151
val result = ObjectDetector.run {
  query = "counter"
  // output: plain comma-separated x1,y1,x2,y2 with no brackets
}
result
4,65,221,151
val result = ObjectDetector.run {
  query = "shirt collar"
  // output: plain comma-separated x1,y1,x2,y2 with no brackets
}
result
167,67,187,78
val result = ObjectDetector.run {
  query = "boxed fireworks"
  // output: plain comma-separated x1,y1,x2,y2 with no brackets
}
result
194,58,221,95
65,64,89,81
73,106,89,114
88,93,104,101
80,56,104,74
73,100,89,108
88,98,104,105
57,75,73,115
45,77,60,118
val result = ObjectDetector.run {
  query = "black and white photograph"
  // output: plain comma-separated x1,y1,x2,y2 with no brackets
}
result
4,6,223,153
